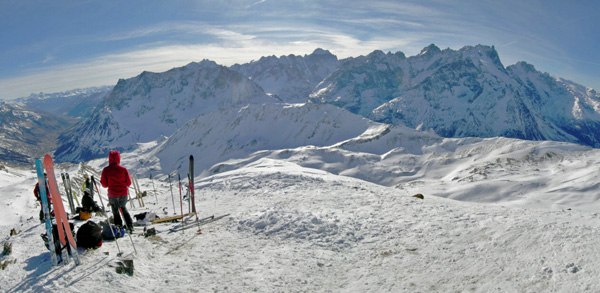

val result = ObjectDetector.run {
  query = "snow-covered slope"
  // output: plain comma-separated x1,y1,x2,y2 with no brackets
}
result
151,102,375,176
2,141,600,291
55,60,277,162
202,123,600,210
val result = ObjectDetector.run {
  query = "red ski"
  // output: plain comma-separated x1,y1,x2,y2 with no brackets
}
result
44,154,80,265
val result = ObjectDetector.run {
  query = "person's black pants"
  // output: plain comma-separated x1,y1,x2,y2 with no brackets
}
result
109,196,133,229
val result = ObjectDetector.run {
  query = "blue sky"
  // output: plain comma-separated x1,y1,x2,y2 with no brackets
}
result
0,0,598,100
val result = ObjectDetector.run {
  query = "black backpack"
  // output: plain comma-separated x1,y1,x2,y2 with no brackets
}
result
76,221,103,249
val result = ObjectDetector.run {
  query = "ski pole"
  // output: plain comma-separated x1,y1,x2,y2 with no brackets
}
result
106,208,122,256
178,174,184,233
120,203,138,255
92,176,106,213
150,173,158,204
168,174,176,215
91,177,123,256
105,205,122,256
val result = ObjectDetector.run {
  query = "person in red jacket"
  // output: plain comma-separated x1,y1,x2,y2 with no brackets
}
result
100,150,134,233
33,174,53,223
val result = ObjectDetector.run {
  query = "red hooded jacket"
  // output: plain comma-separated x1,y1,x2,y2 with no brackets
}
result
100,151,132,198
34,182,52,204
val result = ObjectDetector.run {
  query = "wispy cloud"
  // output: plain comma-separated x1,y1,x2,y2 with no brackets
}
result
102,21,211,42
41,54,55,64
498,40,518,48
248,0,267,9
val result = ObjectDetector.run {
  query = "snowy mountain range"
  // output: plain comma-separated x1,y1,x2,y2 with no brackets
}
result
230,48,340,103
310,45,600,146
14,86,112,118
50,44,600,178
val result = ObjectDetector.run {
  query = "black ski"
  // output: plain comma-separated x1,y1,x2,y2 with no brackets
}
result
188,155,202,233
65,173,80,207
189,155,196,213
61,173,76,215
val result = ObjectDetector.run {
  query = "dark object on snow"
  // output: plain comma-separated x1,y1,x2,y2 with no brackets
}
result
144,227,157,237
2,242,12,256
102,224,125,240
115,259,134,276
134,211,159,223
82,192,102,213
134,212,149,221
412,193,424,199
76,221,103,249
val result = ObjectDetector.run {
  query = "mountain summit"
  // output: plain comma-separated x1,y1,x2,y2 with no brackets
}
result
54,44,600,166
230,49,339,103
55,61,276,162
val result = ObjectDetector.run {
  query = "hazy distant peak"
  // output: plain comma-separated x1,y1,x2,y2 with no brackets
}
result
419,44,441,56
310,48,334,56
508,61,538,73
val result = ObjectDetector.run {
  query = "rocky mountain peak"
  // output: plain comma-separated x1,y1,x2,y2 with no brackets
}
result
418,44,442,56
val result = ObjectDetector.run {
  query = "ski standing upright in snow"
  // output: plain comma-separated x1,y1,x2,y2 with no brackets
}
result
65,173,80,207
43,154,80,266
61,173,76,215
35,159,58,266
189,155,202,233
132,174,144,207
189,155,196,213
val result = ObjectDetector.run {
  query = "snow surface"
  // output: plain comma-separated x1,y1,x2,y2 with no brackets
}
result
2,135,600,292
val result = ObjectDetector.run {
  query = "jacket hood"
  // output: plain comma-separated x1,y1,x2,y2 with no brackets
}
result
109,150,121,165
